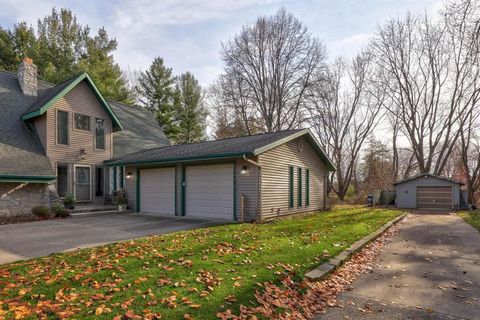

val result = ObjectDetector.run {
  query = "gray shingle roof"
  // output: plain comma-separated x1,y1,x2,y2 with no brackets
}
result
22,73,82,115
0,69,170,178
0,71,55,178
109,100,171,158
394,173,465,186
106,129,335,171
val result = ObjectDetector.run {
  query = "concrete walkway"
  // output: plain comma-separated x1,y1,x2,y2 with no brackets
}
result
317,211,480,320
0,212,229,265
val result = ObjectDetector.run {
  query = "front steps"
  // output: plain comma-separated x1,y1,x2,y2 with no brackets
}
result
68,205,133,216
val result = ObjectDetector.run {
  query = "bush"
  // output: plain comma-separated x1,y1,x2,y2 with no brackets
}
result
32,206,50,218
50,203,70,218
63,193,76,209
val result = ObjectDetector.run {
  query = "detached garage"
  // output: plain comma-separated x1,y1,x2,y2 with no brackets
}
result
394,174,464,210
107,129,336,221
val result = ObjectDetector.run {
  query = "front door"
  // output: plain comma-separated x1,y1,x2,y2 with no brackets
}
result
75,165,91,202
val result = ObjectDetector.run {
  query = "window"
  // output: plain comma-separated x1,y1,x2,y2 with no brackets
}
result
95,167,104,197
74,113,90,131
305,169,310,206
119,166,124,189
298,167,302,207
288,166,294,208
95,118,105,149
57,110,69,145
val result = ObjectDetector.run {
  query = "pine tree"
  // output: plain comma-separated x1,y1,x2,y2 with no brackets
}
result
173,72,207,144
135,57,178,139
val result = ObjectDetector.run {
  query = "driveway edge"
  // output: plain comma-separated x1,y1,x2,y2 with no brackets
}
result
305,212,408,280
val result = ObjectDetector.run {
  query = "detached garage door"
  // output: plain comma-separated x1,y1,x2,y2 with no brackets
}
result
185,164,234,220
140,168,175,214
417,186,452,210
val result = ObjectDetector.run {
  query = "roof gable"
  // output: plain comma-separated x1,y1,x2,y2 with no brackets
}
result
106,129,336,171
21,72,123,131
394,173,464,186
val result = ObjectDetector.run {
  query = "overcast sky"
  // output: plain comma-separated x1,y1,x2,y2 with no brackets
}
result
0,0,443,88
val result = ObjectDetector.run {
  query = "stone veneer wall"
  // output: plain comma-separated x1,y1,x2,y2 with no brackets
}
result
0,183,50,217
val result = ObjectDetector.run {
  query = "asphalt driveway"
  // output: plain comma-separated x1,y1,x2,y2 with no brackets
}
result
317,211,480,320
0,212,229,265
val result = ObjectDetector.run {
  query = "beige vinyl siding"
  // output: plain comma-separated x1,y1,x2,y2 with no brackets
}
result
258,136,325,219
45,80,113,199
125,166,137,210
33,114,47,152
235,158,259,221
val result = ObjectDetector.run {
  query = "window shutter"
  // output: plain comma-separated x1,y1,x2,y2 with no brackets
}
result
298,168,302,207
288,166,294,208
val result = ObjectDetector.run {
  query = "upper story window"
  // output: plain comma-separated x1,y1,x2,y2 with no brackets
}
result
57,110,69,145
95,118,105,150
74,113,90,131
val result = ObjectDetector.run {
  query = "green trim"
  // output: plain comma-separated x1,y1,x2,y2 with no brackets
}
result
297,167,302,207
252,129,336,171
233,162,237,221
0,175,56,183
119,166,124,189
135,168,140,212
288,166,294,208
174,167,178,216
305,169,310,206
181,166,186,216
105,152,251,167
113,167,117,190
21,72,123,131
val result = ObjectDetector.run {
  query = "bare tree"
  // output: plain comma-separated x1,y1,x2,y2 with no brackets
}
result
371,3,480,175
219,8,326,133
308,52,384,200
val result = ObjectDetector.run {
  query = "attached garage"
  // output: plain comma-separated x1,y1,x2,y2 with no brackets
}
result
185,164,234,220
108,129,336,221
395,174,463,210
139,167,175,214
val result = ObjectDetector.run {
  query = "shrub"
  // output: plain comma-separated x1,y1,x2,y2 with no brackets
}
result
32,206,50,218
50,203,70,218
63,193,76,209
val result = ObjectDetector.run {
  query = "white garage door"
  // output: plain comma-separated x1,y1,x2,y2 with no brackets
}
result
185,164,234,220
140,167,175,214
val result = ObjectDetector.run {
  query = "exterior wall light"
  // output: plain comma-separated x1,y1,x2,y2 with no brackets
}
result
79,148,87,160
240,165,249,176
126,172,133,179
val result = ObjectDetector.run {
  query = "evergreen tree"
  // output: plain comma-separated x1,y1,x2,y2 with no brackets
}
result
135,57,178,139
173,72,207,144
0,8,132,102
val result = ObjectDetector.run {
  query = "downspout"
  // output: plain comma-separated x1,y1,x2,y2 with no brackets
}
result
243,155,262,222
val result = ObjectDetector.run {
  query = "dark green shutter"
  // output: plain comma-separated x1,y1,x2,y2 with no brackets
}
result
289,166,294,208
113,167,117,191
298,167,302,207
306,169,310,206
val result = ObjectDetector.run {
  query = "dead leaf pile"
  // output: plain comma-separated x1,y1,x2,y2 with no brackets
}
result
217,221,402,319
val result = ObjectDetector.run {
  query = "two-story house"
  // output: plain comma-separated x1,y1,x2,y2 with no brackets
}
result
0,58,169,215
1,58,335,222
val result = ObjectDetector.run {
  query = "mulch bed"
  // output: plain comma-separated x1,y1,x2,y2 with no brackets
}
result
217,217,405,319
0,215,66,225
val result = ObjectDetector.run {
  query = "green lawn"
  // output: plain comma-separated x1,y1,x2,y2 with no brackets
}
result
458,211,480,231
0,207,402,319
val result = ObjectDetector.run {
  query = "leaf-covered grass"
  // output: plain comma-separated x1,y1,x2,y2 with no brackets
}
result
0,206,403,319
457,211,480,231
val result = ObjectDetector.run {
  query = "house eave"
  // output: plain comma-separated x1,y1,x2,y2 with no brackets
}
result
0,175,56,183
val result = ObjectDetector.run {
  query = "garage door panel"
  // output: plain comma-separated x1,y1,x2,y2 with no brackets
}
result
185,164,233,220
140,168,175,214
417,186,451,209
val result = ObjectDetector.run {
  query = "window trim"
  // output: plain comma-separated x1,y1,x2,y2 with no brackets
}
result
298,167,302,207
56,109,70,146
94,117,106,150
56,163,69,198
73,113,91,132
288,166,294,209
305,168,310,207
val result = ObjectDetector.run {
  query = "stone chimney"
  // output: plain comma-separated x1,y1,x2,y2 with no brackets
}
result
18,57,37,96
